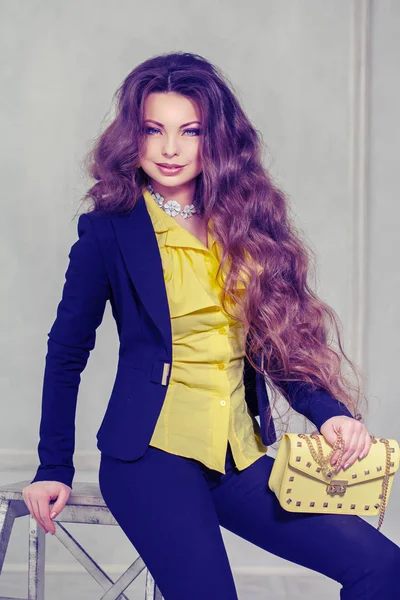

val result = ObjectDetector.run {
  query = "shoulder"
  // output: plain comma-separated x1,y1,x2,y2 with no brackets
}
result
76,206,138,253
81,203,139,223
76,194,144,243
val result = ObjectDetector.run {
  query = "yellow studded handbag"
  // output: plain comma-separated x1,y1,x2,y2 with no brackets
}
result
268,432,400,530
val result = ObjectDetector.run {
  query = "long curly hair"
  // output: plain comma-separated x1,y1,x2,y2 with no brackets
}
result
79,51,366,436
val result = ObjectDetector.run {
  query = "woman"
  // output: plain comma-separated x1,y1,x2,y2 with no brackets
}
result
23,52,400,599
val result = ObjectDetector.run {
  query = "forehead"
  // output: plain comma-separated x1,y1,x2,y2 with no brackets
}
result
144,92,201,121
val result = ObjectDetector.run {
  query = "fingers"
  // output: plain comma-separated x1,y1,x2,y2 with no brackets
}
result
330,444,343,467
49,487,71,527
33,499,50,534
333,423,371,473
22,489,55,535
23,495,46,534
359,429,373,459
37,498,56,535
337,429,364,471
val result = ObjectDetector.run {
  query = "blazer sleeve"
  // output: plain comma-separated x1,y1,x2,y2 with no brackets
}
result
30,213,111,489
282,380,355,430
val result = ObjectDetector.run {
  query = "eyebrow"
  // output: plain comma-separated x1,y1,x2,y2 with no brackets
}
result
144,119,201,128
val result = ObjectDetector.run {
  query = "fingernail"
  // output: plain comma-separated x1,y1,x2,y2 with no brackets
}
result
344,463,349,470
50,512,57,519
359,453,364,460
331,460,337,465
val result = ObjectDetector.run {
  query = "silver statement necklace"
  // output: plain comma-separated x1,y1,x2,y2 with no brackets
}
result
147,183,197,219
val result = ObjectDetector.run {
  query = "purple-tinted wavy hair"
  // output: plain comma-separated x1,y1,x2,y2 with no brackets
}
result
80,51,366,436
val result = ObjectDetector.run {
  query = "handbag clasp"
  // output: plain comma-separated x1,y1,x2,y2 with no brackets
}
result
326,479,348,496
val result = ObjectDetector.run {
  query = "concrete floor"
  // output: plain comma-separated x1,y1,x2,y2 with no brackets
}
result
0,569,341,599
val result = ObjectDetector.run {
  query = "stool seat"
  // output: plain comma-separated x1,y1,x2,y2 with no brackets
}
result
0,480,163,600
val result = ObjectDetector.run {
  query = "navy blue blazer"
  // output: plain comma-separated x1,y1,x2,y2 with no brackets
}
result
31,192,353,488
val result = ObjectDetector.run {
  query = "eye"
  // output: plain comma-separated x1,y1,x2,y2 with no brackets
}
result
145,127,161,135
144,127,201,136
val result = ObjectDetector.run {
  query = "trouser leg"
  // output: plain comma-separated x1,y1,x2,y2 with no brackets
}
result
208,447,400,599
98,445,239,600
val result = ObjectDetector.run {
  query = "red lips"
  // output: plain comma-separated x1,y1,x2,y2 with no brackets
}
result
157,163,185,168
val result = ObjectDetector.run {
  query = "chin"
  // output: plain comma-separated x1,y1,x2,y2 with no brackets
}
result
146,169,201,188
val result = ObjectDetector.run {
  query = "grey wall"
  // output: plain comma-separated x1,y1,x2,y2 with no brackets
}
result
1,1,398,598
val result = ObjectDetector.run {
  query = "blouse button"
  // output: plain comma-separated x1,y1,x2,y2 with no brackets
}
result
218,327,227,335
220,400,226,406
218,363,225,370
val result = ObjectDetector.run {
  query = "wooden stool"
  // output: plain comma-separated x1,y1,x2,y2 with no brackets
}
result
0,481,163,600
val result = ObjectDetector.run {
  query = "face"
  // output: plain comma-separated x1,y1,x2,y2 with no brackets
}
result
139,92,203,193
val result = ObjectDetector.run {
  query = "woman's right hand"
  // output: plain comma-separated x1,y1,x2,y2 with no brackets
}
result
22,481,72,535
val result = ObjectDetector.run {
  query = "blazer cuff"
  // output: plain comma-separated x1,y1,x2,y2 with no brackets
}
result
308,388,354,431
30,465,74,489
285,381,355,431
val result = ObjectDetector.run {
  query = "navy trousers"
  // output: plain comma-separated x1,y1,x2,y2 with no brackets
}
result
98,441,400,599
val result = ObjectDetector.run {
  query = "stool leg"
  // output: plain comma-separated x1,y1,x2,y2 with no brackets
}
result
145,569,163,600
28,514,45,600
0,499,16,575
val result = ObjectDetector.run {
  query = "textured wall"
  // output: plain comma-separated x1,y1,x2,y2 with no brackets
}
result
1,0,398,595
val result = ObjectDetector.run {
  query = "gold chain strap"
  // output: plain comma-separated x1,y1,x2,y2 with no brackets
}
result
298,433,391,530
298,432,345,479
371,437,391,530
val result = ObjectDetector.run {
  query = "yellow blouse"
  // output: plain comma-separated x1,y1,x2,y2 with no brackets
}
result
143,186,267,473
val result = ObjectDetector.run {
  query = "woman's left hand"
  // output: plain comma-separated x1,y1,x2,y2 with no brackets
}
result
319,416,372,472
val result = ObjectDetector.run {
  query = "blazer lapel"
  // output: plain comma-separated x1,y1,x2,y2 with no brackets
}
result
110,193,172,350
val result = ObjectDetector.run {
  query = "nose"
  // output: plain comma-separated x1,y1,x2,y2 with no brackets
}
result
162,134,179,157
